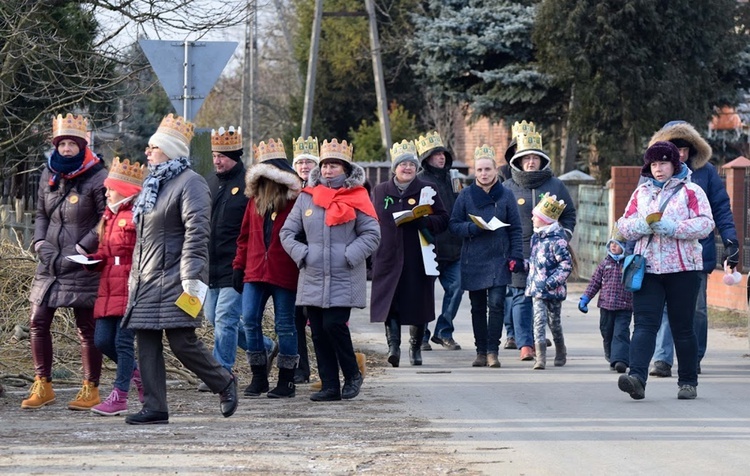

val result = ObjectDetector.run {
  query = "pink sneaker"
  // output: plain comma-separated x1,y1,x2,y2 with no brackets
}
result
91,388,128,416
132,368,145,403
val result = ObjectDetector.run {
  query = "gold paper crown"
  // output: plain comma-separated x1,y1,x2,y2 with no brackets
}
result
390,140,417,162
109,157,146,186
320,139,353,163
533,193,567,222
474,144,496,162
511,120,536,140
415,131,445,157
156,113,195,144
52,113,88,140
211,126,242,152
610,224,626,244
293,136,320,159
515,132,543,153
253,138,287,162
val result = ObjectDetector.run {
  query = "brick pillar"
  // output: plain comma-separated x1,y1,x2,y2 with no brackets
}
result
723,156,750,272
610,166,642,227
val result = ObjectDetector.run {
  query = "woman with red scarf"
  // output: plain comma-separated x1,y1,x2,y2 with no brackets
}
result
281,139,380,402
22,114,107,410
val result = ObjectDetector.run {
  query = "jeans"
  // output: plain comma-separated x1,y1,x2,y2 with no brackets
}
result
652,273,707,366
599,309,631,366
242,282,298,357
505,286,533,348
424,260,463,342
630,272,700,387
94,316,136,392
469,285,506,354
205,287,274,372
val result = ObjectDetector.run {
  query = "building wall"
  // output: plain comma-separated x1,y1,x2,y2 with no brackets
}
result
452,115,510,172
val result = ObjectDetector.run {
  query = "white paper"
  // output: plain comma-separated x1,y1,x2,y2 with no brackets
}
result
65,254,102,265
469,214,510,231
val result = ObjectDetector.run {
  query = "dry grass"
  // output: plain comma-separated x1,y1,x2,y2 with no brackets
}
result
708,307,748,338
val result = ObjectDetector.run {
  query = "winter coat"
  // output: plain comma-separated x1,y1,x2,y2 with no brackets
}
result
206,161,248,288
418,161,462,262
583,254,633,311
232,161,301,291
449,181,523,291
525,223,572,301
30,163,107,308
89,201,137,319
370,177,449,324
617,167,714,275
280,164,380,308
124,168,210,330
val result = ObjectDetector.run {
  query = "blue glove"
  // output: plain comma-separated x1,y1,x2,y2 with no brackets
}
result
651,218,677,237
578,295,590,313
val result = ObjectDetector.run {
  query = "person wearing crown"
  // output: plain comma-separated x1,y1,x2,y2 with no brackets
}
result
503,127,577,363
526,193,573,370
22,113,107,411
123,114,238,424
233,138,302,399
415,132,465,352
281,139,380,401
83,158,146,416
449,145,524,368
370,140,449,367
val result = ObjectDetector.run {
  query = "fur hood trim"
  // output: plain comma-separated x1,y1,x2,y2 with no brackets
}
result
308,161,366,188
648,122,711,170
245,162,301,200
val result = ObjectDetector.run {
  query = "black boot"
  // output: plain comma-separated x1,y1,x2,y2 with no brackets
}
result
385,320,401,368
268,368,296,398
409,325,423,366
244,351,269,397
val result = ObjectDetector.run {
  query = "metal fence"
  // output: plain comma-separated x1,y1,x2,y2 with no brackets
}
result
573,185,610,280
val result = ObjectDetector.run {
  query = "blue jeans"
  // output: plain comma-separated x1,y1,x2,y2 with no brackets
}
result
630,272,700,387
424,260,463,342
469,285,506,354
652,273,707,366
600,309,631,366
242,282,297,357
505,286,533,348
94,316,136,392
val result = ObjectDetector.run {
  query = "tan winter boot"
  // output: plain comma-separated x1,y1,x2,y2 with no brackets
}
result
356,352,367,379
68,380,100,410
487,352,501,368
554,339,567,367
21,376,56,409
533,343,547,370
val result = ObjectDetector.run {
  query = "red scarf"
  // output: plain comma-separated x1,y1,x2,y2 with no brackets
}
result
305,185,378,226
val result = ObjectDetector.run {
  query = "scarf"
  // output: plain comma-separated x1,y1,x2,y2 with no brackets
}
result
608,251,625,262
394,176,414,194
304,184,377,227
510,167,553,189
132,156,190,224
47,148,101,189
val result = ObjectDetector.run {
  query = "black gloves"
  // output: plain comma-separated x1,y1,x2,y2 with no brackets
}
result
724,239,739,269
232,269,244,294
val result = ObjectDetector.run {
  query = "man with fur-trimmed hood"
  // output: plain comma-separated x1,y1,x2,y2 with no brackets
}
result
647,121,738,378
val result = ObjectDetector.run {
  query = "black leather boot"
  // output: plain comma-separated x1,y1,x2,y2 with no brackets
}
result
268,368,296,398
385,320,401,367
409,325,423,366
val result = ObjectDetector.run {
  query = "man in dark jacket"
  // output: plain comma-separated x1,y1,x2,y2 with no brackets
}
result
647,121,738,378
416,132,464,351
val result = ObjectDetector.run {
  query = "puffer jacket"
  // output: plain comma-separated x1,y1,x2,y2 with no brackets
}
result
30,162,107,308
124,168,210,329
617,167,714,275
280,164,380,309
525,223,572,301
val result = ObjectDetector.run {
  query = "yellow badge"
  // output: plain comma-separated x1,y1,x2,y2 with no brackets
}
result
231,187,239,195
69,195,79,204
305,209,313,217
271,212,278,221
118,219,127,227
517,198,525,206
407,198,417,205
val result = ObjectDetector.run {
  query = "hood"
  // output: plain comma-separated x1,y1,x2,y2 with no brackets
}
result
648,122,711,170
509,148,551,171
308,161,367,189
419,146,454,169
245,161,301,201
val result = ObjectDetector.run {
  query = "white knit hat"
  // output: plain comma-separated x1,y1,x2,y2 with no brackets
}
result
149,114,194,160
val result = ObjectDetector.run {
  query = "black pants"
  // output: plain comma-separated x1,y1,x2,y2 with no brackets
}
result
307,307,357,391
295,306,310,379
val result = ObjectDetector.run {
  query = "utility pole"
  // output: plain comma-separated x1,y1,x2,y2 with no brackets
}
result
301,0,323,138
241,0,257,161
364,0,392,158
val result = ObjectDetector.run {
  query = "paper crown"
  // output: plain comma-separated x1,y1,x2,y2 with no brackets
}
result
610,224,626,244
293,136,320,159
474,144,496,162
515,131,543,153
390,140,417,162
211,126,242,152
532,193,567,224
52,113,88,140
156,113,195,144
415,131,445,157
253,138,287,162
320,139,353,163
511,120,536,140
109,157,146,187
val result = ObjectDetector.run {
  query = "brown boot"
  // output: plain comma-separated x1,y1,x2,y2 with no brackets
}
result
472,353,487,367
533,343,546,370
68,380,100,410
355,352,367,379
487,352,501,368
21,376,55,409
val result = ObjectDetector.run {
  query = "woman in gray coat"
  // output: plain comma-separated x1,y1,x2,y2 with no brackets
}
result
280,139,380,402
123,114,237,425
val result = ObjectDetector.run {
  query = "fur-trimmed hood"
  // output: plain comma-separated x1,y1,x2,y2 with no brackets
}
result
308,161,366,189
648,122,711,170
245,161,301,200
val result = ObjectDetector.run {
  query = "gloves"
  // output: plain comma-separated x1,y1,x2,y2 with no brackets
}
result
181,279,205,297
650,218,677,237
75,243,89,255
232,269,244,294
508,257,524,273
578,295,591,313
724,239,739,269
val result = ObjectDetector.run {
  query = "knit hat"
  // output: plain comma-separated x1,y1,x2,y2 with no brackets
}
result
149,114,195,160
52,113,88,150
211,126,243,162
390,140,419,172
292,136,320,167
641,141,680,177
104,157,146,197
